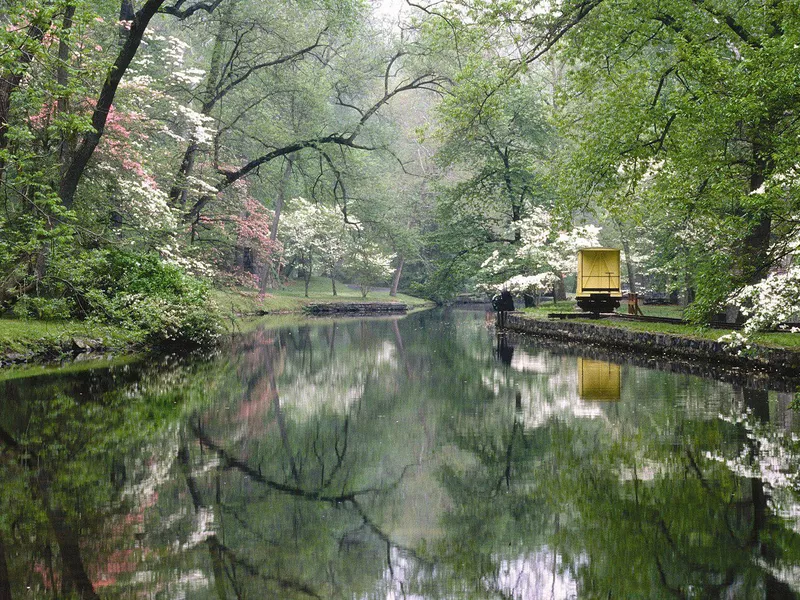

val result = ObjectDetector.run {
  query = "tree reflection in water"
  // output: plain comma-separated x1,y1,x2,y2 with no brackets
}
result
1,309,799,598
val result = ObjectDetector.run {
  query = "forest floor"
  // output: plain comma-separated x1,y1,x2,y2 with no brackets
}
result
0,276,433,366
521,300,800,349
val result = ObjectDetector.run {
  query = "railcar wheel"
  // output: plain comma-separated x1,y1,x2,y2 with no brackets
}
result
577,297,620,314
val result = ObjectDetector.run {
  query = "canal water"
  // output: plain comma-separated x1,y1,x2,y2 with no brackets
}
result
2,309,800,599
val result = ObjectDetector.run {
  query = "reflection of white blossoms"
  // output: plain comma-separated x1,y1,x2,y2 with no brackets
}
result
181,507,216,550
378,547,581,599
281,342,397,418
282,377,365,417
705,408,800,529
495,549,581,600
484,348,606,428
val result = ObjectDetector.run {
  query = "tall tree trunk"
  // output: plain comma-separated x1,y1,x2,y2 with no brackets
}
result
615,219,637,294
260,155,294,291
0,533,10,600
60,0,168,209
331,276,337,296
554,273,567,301
119,0,135,45
270,155,295,242
499,149,521,242
303,257,311,297
169,142,199,207
389,256,404,297
56,5,76,174
742,144,773,284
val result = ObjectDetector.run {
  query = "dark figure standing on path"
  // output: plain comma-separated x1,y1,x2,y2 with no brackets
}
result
492,290,515,328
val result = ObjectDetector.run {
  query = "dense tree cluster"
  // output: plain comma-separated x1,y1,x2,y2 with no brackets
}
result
0,0,797,340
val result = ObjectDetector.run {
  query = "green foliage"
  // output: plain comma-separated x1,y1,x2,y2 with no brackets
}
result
76,249,222,347
553,0,800,320
10,248,222,348
342,240,395,297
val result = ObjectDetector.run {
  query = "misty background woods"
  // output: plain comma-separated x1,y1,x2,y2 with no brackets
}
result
1,0,798,343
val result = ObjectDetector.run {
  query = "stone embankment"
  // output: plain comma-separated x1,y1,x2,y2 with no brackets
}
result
503,314,800,376
304,302,408,315
0,337,115,368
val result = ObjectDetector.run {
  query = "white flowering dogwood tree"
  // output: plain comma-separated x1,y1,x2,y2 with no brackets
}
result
344,240,395,298
478,205,601,304
279,197,396,297
279,198,352,297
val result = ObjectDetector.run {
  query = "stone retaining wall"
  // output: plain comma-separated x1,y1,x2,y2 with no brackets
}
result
503,314,800,376
304,302,408,315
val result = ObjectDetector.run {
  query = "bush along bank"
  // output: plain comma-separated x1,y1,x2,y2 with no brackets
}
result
1,249,223,366
502,314,800,376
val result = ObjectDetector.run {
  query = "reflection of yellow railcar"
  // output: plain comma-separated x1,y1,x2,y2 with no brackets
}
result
576,248,623,313
578,358,621,401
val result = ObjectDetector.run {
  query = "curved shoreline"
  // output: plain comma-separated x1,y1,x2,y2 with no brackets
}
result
0,301,429,368
502,313,800,380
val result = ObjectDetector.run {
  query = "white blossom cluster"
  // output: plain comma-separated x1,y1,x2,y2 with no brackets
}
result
144,34,191,69
157,243,215,278
516,207,600,274
186,175,219,194
171,67,206,87
174,105,216,146
352,247,395,278
478,203,601,293
749,164,800,197
480,249,514,277
727,264,800,335
117,176,177,231
280,197,355,269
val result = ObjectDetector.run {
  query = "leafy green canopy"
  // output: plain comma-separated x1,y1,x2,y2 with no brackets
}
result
555,0,800,317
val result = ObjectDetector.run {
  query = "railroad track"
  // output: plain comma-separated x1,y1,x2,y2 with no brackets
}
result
547,312,744,330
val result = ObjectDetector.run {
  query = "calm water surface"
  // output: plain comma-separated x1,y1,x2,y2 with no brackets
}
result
2,309,800,599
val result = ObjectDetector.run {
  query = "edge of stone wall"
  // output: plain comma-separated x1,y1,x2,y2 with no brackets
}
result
304,302,408,315
503,314,800,376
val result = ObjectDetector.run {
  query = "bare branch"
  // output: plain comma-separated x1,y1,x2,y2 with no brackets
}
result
160,0,225,19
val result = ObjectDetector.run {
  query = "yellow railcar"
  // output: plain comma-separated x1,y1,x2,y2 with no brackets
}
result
576,248,622,313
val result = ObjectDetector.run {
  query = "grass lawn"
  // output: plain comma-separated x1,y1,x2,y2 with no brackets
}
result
0,277,432,365
520,299,800,350
212,276,434,316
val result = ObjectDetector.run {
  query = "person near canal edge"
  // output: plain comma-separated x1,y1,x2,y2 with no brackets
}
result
492,289,515,328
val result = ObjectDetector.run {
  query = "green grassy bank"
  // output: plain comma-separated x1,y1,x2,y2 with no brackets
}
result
0,276,434,365
521,301,800,349
0,318,138,363
211,276,434,316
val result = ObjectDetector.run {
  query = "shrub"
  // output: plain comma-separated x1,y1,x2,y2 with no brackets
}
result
8,248,223,348
74,249,222,348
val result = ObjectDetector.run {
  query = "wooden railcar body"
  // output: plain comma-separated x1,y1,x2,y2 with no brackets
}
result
576,248,623,313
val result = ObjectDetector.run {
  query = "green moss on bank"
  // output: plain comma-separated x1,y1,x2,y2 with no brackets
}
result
0,318,138,362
